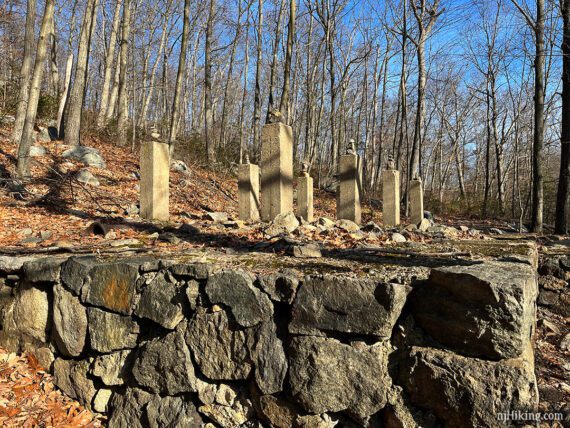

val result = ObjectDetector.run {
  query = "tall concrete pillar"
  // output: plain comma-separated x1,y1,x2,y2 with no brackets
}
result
140,139,169,221
238,159,260,222
409,178,424,225
297,172,314,222
382,169,400,227
337,153,362,224
261,122,293,221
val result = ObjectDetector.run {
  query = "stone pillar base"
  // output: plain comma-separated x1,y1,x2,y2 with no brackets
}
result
261,123,293,221
238,163,260,222
337,153,362,224
382,169,400,227
140,140,169,221
297,173,314,222
410,179,424,225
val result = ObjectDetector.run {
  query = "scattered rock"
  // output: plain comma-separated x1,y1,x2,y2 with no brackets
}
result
418,218,431,232
185,310,251,380
159,232,181,244
336,219,360,232
132,328,198,395
401,345,538,428
62,146,106,168
391,233,406,243
109,238,141,247
205,270,272,328
125,203,139,216
362,222,383,233
539,275,567,291
36,126,52,142
410,261,537,359
459,225,469,232
135,271,186,329
290,276,410,338
206,212,229,222
538,318,560,335
171,160,191,174
289,336,391,422
561,333,570,351
53,283,87,357
291,244,322,258
88,307,139,353
29,145,47,157
317,217,335,229
266,212,300,237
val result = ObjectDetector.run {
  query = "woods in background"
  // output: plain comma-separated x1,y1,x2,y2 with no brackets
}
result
1,0,569,231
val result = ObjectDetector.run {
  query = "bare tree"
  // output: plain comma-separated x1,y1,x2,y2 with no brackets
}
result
117,0,131,146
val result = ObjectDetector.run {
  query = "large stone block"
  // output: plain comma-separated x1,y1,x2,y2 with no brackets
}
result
186,309,251,380
337,154,362,224
53,283,87,357
382,169,400,227
53,358,97,410
409,178,424,225
140,140,169,221
297,173,314,222
12,282,49,344
261,123,293,221
132,328,198,395
289,336,391,423
238,162,260,221
248,320,287,395
290,276,410,338
401,345,538,427
410,261,537,359
205,269,273,328
88,307,139,353
82,262,138,315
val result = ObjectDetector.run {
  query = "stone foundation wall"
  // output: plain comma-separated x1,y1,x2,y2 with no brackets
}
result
0,254,539,427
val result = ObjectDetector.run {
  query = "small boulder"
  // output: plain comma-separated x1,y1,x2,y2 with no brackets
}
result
290,244,322,258
391,232,406,243
336,219,360,232
29,145,47,157
76,169,100,186
206,212,229,222
266,212,300,237
62,146,106,168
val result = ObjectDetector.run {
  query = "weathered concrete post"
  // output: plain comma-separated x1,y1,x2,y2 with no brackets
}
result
297,162,314,222
140,132,169,221
382,157,400,227
261,120,293,221
409,177,424,225
337,140,362,224
238,155,260,222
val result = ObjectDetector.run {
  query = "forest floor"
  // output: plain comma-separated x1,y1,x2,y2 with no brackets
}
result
0,125,568,426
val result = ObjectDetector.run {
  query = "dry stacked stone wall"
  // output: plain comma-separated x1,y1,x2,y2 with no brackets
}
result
0,254,539,427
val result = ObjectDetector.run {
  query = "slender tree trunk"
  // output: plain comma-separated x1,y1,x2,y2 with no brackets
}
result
97,0,123,127
117,0,131,146
252,0,263,157
64,0,97,146
168,0,190,154
556,0,570,234
532,0,545,232
48,12,59,97
11,0,37,146
265,0,285,121
279,0,295,123
57,53,74,137
204,0,216,164
16,0,55,177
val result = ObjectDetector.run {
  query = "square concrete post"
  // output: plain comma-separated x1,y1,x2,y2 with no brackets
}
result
140,140,169,221
337,153,362,224
238,162,260,222
382,169,400,227
297,172,314,222
409,178,424,225
261,122,293,221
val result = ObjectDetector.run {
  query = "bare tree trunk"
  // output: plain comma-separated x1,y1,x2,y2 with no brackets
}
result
252,0,263,157
204,0,216,164
117,0,131,146
48,12,59,97
64,0,97,146
556,0,570,234
168,0,190,155
11,0,37,146
279,0,295,123
16,0,55,177
106,54,121,120
265,0,285,121
57,53,74,137
97,0,123,128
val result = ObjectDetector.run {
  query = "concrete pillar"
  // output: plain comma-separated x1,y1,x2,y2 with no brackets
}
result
337,153,362,224
297,172,314,222
382,169,400,227
140,140,169,221
238,162,260,222
409,178,424,225
261,122,293,221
